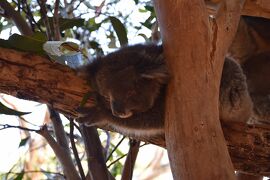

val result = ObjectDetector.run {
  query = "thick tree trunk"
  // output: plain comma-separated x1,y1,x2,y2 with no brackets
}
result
154,0,245,179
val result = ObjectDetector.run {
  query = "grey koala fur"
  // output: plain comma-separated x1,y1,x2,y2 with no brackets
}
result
77,44,253,138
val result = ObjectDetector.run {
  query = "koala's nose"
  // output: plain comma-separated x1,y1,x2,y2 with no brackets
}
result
111,101,125,116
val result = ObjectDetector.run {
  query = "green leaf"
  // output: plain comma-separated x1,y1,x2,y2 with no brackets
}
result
0,23,3,33
80,92,93,107
58,18,85,31
141,15,155,29
138,8,148,13
38,18,85,32
138,33,150,42
5,33,47,54
144,5,154,12
87,18,103,32
134,0,139,4
0,39,12,49
89,41,104,55
14,171,24,180
31,32,48,42
109,16,128,46
19,137,30,148
89,41,100,49
0,102,31,116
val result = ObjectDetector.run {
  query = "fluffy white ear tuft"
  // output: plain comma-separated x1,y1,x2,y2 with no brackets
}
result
141,67,170,84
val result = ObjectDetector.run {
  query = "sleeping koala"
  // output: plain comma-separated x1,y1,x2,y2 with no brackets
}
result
76,44,253,137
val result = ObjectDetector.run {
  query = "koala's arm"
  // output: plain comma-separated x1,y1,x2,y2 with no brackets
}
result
77,92,165,137
219,58,253,123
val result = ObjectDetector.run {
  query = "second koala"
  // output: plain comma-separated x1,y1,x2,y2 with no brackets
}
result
77,44,253,138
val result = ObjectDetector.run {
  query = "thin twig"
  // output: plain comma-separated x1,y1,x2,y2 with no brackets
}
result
0,124,39,132
0,0,33,35
104,130,111,158
38,0,53,40
7,170,65,177
107,142,148,169
106,136,125,162
23,0,43,32
70,120,86,180
107,154,127,169
21,0,35,32
53,0,61,40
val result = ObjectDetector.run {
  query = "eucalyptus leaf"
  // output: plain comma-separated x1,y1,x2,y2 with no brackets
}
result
19,137,30,148
109,16,128,46
0,39,12,48
144,5,154,12
39,18,85,31
0,102,31,116
7,33,47,54
58,18,85,31
14,171,24,180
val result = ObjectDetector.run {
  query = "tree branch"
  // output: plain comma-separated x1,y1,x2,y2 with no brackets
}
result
0,47,269,176
0,47,91,117
0,0,33,36
53,0,61,40
70,120,86,180
0,124,38,132
37,0,53,40
242,0,270,19
37,125,81,180
80,126,113,180
121,140,140,180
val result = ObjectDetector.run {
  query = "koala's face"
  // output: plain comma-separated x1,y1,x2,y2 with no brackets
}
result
96,67,163,118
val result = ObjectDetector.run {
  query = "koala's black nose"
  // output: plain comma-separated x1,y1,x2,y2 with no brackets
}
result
111,101,125,116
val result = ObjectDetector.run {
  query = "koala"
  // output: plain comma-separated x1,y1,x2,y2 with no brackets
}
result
242,52,270,124
76,44,253,138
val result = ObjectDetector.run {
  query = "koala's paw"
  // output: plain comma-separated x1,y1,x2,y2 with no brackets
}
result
76,106,109,127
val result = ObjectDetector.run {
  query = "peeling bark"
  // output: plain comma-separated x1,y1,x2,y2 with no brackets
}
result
0,47,91,117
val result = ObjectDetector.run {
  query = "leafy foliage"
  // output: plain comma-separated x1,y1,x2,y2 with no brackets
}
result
0,102,30,116
0,0,161,179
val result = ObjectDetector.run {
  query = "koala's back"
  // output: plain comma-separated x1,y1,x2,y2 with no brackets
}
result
242,52,270,123
219,58,253,123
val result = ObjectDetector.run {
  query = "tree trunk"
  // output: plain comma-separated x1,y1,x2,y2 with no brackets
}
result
153,0,245,179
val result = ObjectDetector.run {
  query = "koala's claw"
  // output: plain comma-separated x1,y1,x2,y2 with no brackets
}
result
75,106,109,127
76,106,96,116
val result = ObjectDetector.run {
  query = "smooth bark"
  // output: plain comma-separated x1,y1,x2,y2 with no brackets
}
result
154,0,244,179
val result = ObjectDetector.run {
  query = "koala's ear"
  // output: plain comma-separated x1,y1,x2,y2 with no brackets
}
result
140,66,170,84
76,60,99,79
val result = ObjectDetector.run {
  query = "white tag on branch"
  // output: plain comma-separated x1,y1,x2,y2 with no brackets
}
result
43,41,90,68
